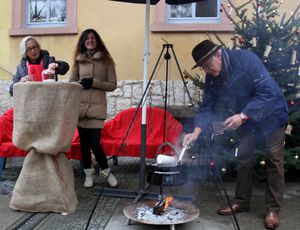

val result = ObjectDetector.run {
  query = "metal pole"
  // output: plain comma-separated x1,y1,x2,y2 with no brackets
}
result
140,0,151,191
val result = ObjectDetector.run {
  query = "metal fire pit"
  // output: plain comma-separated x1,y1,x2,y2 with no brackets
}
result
123,199,199,230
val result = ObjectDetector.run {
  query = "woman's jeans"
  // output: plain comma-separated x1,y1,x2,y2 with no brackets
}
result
77,127,109,170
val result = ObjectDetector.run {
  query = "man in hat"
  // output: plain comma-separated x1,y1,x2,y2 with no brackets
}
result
183,40,288,229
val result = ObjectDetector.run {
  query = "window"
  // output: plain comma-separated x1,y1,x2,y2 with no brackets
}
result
26,0,67,27
10,0,77,36
152,0,232,32
168,1,219,24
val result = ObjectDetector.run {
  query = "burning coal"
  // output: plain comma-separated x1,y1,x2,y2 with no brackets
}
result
153,196,174,215
136,203,185,224
124,199,199,226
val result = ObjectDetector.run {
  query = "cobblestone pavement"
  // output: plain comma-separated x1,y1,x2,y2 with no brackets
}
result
1,156,300,230
0,157,143,230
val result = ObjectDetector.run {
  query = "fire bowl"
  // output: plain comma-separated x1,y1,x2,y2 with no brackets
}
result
123,199,199,226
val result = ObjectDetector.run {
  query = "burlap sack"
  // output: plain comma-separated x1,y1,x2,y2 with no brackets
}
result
10,82,81,213
9,150,78,213
13,82,82,155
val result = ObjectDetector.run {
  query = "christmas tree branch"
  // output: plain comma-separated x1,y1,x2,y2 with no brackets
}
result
283,3,300,27
209,33,227,47
221,3,240,29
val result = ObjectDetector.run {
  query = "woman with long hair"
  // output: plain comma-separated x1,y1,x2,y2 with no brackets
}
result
69,29,118,188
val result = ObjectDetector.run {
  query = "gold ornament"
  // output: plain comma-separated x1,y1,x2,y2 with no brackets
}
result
260,160,266,166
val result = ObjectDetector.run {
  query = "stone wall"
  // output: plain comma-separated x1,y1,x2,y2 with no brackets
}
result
0,80,201,118
0,80,13,115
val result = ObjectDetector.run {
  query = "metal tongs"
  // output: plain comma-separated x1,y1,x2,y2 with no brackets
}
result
177,145,190,165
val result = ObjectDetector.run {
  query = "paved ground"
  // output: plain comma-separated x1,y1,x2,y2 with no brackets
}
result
0,156,300,230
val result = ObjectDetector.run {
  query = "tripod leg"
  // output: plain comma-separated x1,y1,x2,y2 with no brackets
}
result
208,136,241,230
170,46,194,106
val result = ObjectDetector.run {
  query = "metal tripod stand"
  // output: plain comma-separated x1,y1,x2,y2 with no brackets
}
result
98,43,194,202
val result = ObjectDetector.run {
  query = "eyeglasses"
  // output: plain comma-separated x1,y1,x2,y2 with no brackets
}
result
199,55,216,71
26,45,39,53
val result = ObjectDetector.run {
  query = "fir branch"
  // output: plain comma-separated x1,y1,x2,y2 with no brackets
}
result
283,3,300,27
233,0,253,12
221,3,240,29
211,33,227,47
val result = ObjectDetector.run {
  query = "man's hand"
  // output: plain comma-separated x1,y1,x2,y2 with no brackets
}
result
224,114,244,131
182,127,201,146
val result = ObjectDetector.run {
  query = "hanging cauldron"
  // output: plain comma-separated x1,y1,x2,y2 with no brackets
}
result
147,142,188,186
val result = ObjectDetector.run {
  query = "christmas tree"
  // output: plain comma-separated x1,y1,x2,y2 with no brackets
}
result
214,0,300,178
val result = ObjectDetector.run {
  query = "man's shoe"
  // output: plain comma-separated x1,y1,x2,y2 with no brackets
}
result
265,211,279,229
217,203,249,215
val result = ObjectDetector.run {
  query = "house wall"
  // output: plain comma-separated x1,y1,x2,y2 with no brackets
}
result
0,0,297,117
0,1,11,75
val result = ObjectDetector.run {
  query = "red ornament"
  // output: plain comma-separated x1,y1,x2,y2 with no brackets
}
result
209,161,216,167
220,8,223,12
290,100,295,107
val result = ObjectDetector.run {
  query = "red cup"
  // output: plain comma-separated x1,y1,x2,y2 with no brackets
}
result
42,69,55,81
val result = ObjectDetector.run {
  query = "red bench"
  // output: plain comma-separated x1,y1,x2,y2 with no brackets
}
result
0,107,183,175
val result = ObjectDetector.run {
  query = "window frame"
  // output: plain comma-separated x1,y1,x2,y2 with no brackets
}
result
26,0,67,28
167,1,220,24
9,0,77,36
151,0,233,32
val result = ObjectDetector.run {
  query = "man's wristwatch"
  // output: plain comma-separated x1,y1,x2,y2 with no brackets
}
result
239,112,248,123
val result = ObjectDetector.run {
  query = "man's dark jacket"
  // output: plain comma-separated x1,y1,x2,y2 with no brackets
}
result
194,48,288,136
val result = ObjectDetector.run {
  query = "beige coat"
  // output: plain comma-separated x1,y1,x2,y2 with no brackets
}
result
69,51,117,128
